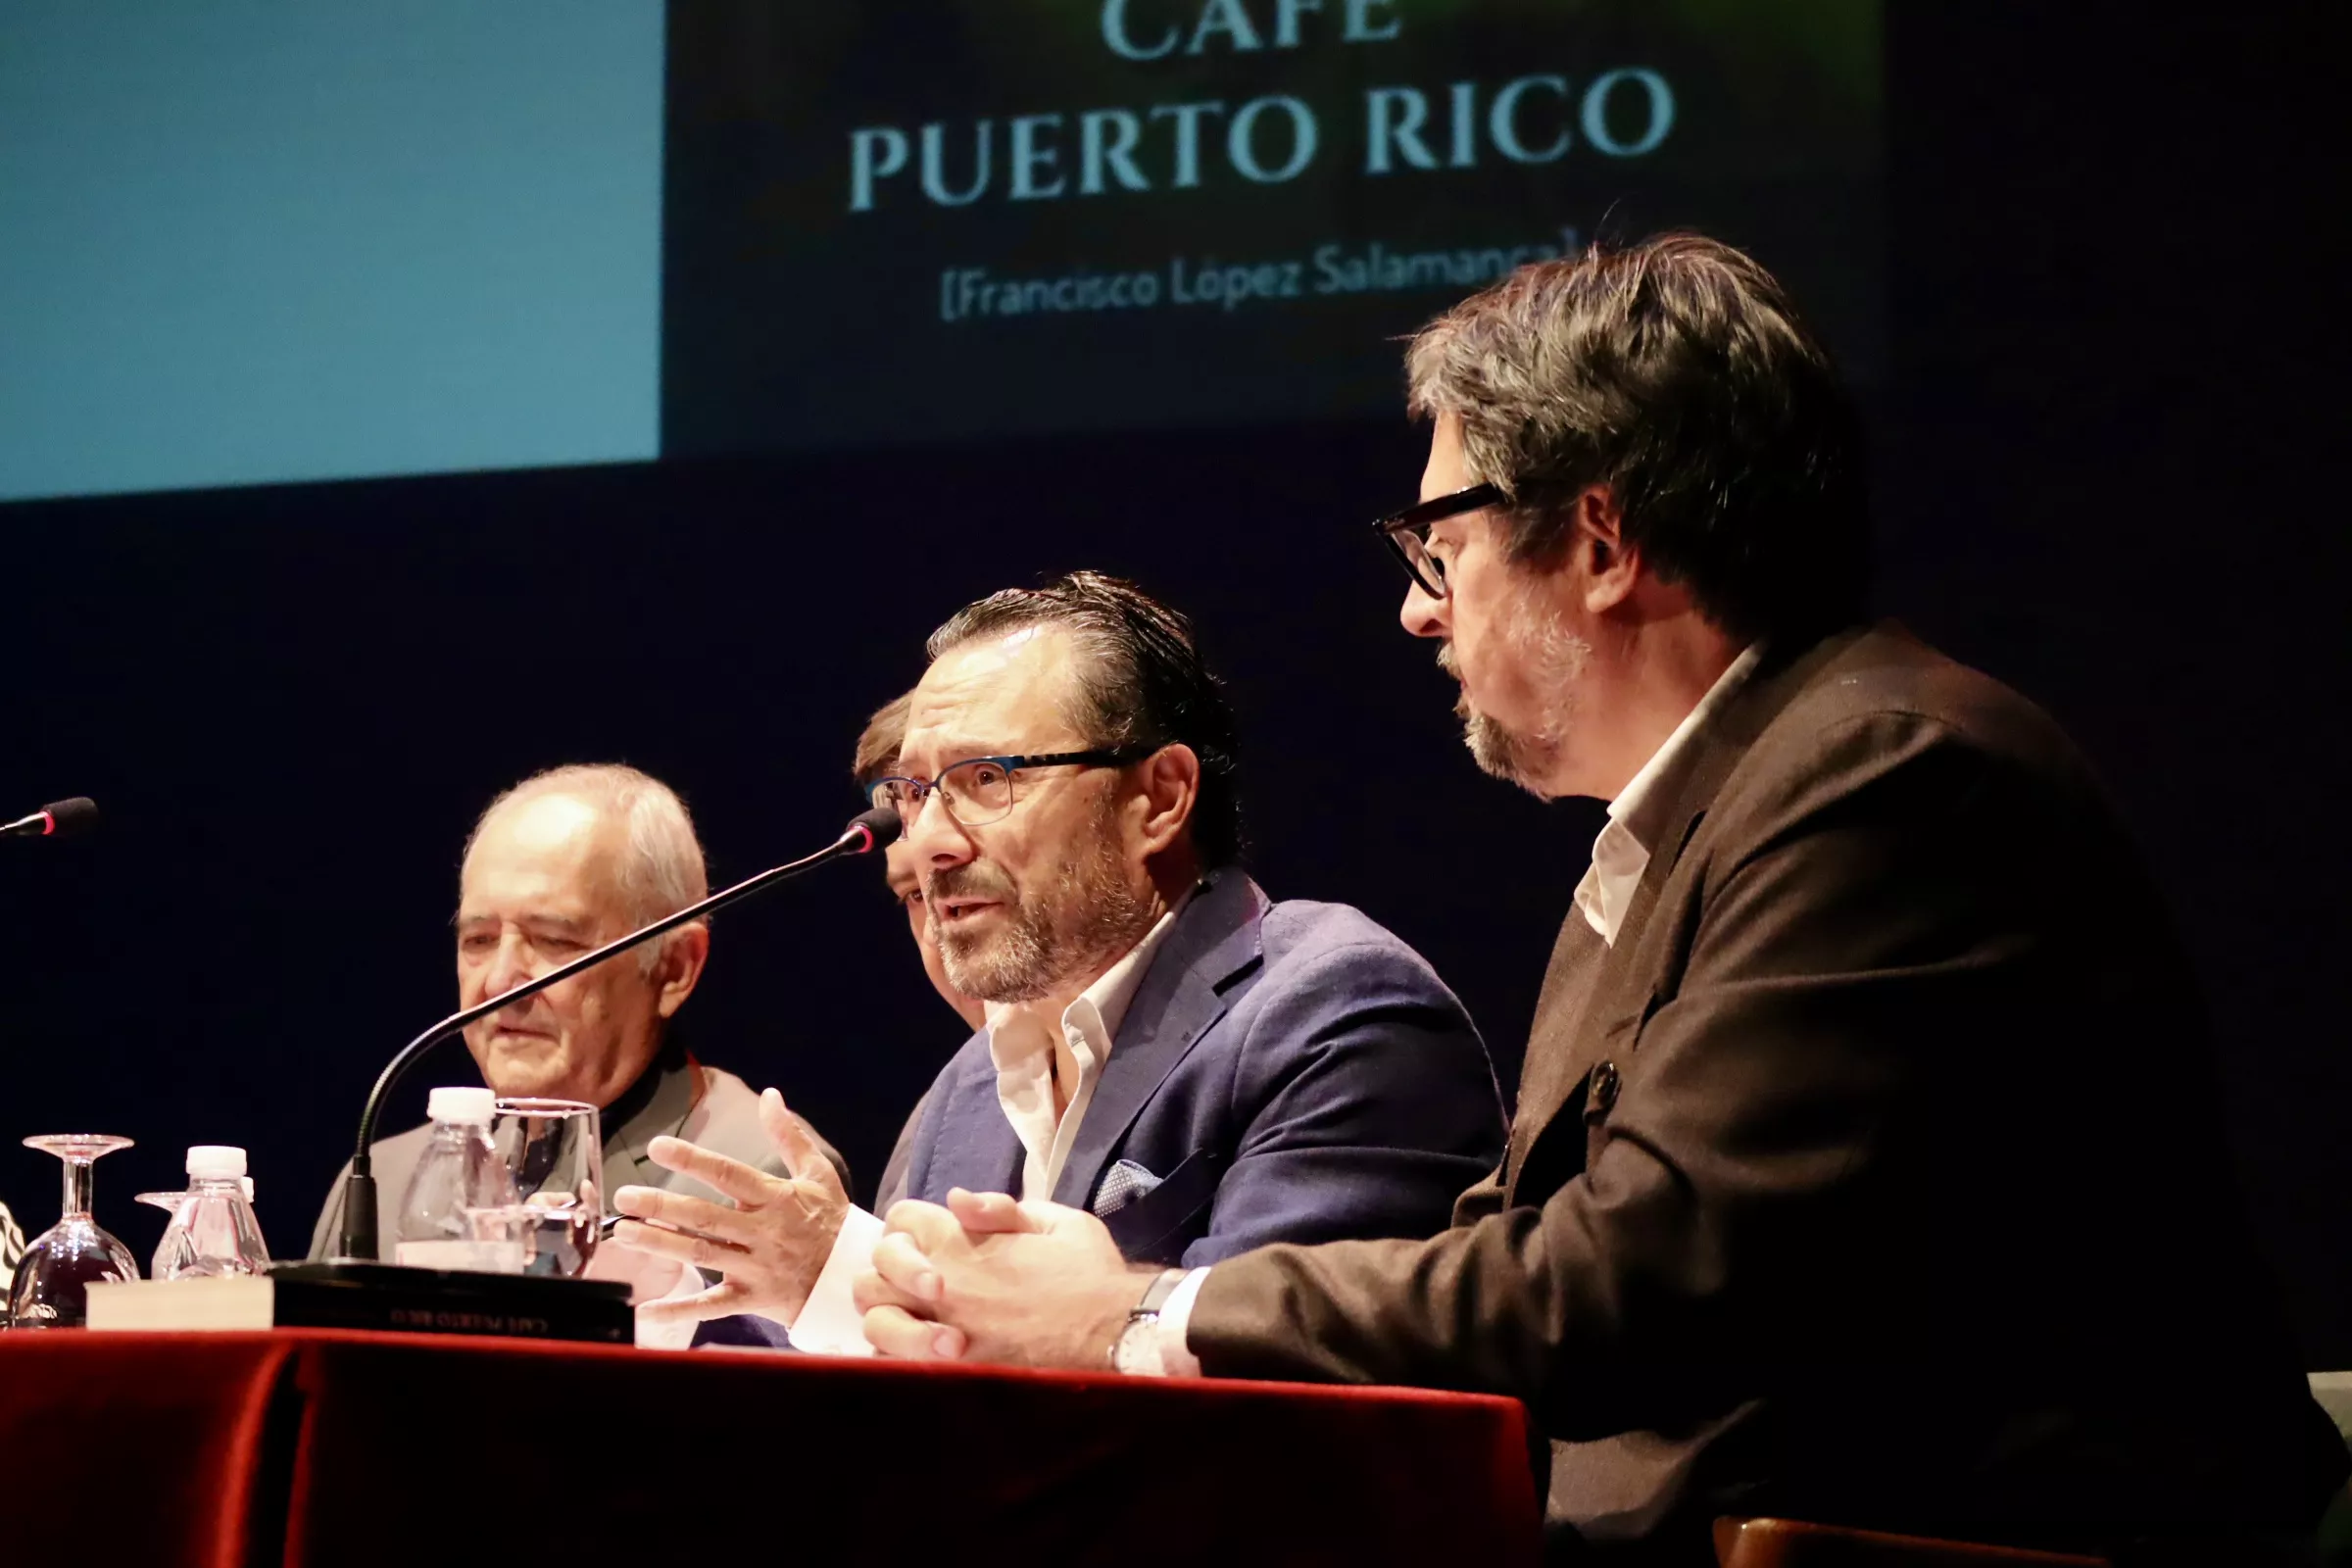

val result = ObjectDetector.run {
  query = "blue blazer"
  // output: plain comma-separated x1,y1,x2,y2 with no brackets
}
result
899,869,1504,1266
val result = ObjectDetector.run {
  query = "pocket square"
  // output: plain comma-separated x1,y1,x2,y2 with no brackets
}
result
1092,1157,1162,1217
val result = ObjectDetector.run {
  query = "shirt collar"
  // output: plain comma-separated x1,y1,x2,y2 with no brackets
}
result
984,890,1192,1200
1575,643,1764,945
1607,643,1766,850
985,888,1191,1067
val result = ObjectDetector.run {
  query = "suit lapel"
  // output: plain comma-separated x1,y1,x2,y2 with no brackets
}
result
1050,871,1264,1210
1580,628,1868,1031
1507,628,1871,1189
1504,909,1612,1187
606,1052,701,1194
917,1053,1026,1201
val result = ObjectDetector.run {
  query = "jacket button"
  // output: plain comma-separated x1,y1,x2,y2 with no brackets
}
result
1590,1060,1621,1114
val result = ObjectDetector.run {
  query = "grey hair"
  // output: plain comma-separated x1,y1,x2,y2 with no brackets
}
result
463,763,710,970
1404,232,1868,642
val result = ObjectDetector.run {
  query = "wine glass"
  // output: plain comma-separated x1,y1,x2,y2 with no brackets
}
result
488,1100,602,1277
136,1190,194,1279
7,1135,140,1328
140,1172,264,1280
137,1178,251,1212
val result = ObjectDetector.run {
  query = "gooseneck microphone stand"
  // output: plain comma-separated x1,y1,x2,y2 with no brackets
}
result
332,808,900,1261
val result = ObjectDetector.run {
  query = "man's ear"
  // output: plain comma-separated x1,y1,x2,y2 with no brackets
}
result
1575,485,1640,614
1132,743,1201,858
653,920,710,1020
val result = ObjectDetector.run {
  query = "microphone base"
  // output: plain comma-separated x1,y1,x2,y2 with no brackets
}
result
267,1260,632,1345
333,1168,378,1262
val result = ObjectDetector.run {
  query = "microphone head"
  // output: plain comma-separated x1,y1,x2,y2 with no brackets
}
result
845,805,902,853
41,797,98,838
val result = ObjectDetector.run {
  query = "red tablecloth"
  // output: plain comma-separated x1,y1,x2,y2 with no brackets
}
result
0,1330,1540,1567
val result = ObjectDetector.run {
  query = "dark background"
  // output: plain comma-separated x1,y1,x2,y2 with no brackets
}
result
4,6,2345,1360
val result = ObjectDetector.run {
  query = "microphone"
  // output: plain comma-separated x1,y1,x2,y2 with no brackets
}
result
3,797,99,840
332,805,901,1261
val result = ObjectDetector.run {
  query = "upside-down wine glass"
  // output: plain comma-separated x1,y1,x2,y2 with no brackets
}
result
136,1189,190,1279
6,1135,140,1328
137,1178,256,1277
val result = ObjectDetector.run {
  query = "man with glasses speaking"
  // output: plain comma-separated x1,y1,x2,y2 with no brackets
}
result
610,572,1505,1352
850,240,2347,1560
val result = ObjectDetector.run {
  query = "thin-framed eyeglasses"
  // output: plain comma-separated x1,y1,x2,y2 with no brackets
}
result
1371,481,1505,599
868,746,1156,829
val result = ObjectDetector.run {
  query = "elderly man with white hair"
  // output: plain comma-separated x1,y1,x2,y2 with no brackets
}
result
308,763,841,1260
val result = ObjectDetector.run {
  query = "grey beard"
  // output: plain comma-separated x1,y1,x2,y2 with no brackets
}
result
1462,708,1557,798
1441,595,1591,801
935,800,1155,1004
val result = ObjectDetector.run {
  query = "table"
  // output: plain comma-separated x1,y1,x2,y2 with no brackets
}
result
0,1329,1541,1566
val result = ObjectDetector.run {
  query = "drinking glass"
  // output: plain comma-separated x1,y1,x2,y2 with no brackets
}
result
489,1100,602,1278
135,1190,188,1280
7,1135,139,1328
135,1178,250,1216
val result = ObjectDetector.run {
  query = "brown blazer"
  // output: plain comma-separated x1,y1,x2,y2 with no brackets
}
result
1188,624,2347,1562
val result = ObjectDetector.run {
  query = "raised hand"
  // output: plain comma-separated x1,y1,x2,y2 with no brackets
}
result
611,1087,848,1328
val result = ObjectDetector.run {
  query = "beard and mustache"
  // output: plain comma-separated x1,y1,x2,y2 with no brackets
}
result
1437,589,1592,801
922,790,1156,1004
915,593,1586,994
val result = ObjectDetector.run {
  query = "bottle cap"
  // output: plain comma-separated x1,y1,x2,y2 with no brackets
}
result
426,1086,499,1125
186,1145,247,1180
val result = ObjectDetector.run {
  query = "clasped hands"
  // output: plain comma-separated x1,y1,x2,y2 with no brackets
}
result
597,1082,1146,1365
852,1188,1153,1370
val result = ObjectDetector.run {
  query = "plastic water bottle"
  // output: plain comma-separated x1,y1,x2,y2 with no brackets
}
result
153,1146,270,1279
393,1086,521,1271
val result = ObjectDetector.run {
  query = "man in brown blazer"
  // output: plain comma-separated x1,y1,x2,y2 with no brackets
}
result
849,235,2349,1561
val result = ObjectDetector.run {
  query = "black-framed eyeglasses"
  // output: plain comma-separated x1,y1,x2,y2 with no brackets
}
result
867,746,1156,829
1371,482,1504,599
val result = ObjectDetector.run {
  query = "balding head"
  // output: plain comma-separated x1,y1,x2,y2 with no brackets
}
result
466,763,708,936
454,764,712,1106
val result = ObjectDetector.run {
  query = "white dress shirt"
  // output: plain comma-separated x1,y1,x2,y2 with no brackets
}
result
1146,646,1765,1377
787,900,1187,1356
1571,643,1763,947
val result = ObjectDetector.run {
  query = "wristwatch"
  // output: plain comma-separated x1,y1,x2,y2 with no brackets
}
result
1110,1267,1190,1375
